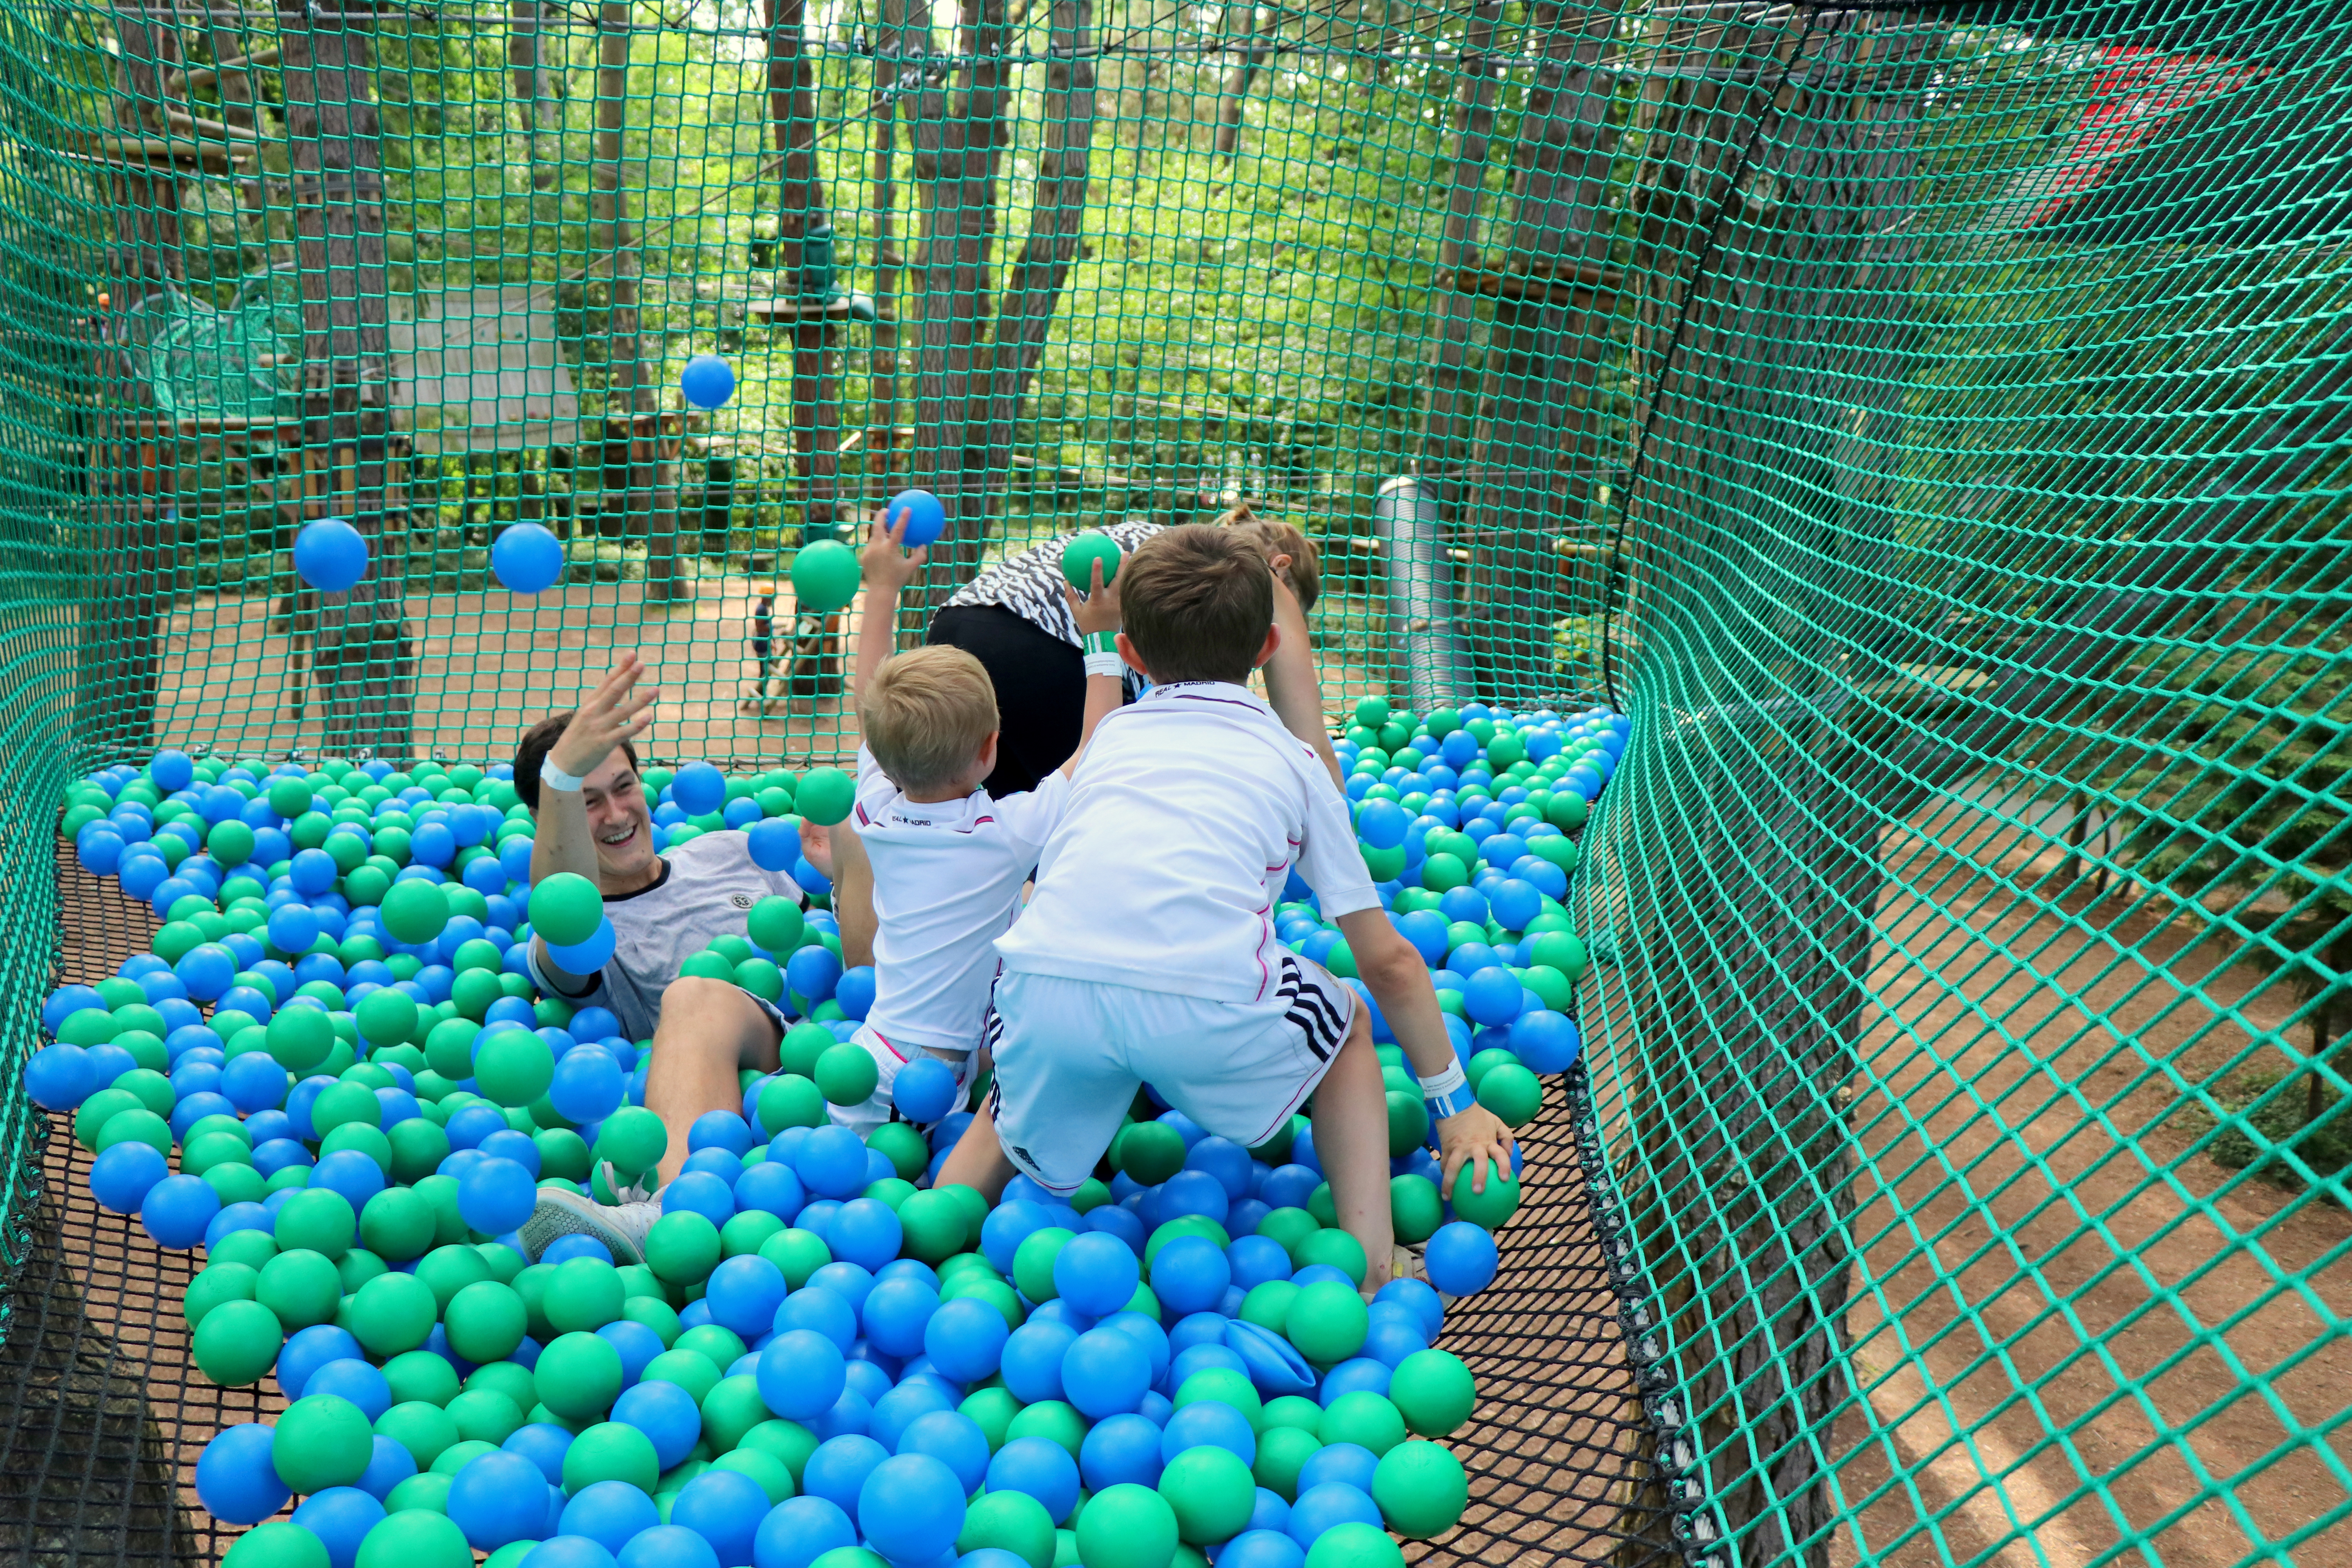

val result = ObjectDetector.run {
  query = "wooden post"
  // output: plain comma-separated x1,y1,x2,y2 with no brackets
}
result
868,0,913,459
510,0,562,190
768,0,840,541
276,2,417,762
1417,0,1503,477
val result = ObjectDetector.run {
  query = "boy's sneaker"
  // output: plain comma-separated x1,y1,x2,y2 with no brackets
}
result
521,1186,660,1266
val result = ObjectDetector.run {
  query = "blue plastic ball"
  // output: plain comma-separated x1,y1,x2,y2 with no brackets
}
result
833,966,876,1022
747,818,800,873
1147,1234,1232,1317
457,1155,536,1234
306,1358,393,1422
502,1422,575,1485
1424,1220,1500,1296
671,1468,770,1566
196,1422,292,1524
1060,1324,1150,1419
550,1045,626,1123
1372,1277,1444,1341
1286,1482,1383,1548
890,1056,958,1125
546,917,617,974
753,1495,855,1568
1160,1397,1254,1465
1078,1411,1163,1492
1053,1230,1142,1318
448,1450,548,1549
785,945,842,1005
883,488,946,548
561,1481,662,1555
857,1451,966,1564
920,1295,1009,1383
803,1433,889,1517
681,353,736,410
671,761,726,817
88,1140,168,1214
492,522,566,595
525,1540,618,1568
1508,1010,1581,1073
1000,1319,1076,1405
141,1174,221,1249
24,1044,97,1112
1461,967,1526,1029
1298,1441,1379,1496
294,517,370,593
775,1285,857,1352
356,1435,418,1501
733,1160,806,1220
829,1197,904,1274
794,1124,869,1199
861,1274,940,1360
292,1486,385,1568
618,1524,720,1568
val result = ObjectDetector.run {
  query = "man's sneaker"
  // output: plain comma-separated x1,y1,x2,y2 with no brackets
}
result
521,1186,660,1266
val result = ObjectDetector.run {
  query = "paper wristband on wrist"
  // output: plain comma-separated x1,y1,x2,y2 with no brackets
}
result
1082,650,1127,679
539,757,586,793
1420,1060,1473,1119
1081,630,1120,655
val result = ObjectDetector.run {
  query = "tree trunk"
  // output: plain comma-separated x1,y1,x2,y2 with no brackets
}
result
510,0,561,189
980,0,1098,495
593,0,681,599
906,0,1013,609
1210,7,1274,159
769,0,840,539
867,0,916,452
276,4,416,763
1416,0,1503,477
82,1,183,748
1459,1,1627,703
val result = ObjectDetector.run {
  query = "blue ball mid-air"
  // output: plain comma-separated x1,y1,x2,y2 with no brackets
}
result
294,517,369,593
492,522,566,595
884,488,945,548
681,352,735,410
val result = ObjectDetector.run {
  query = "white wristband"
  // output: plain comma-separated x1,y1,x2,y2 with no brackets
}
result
1082,651,1126,679
1419,1060,1473,1119
539,757,585,793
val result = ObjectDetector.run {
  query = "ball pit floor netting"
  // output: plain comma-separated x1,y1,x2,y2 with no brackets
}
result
2,854,1684,1567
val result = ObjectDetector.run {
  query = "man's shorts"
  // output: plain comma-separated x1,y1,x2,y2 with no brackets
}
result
827,1022,978,1136
984,953,1356,1196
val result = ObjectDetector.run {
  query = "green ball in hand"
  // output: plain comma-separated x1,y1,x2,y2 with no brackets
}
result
796,767,856,827
1062,531,1123,591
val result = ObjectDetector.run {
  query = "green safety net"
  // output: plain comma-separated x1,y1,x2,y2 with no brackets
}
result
0,0,2345,1563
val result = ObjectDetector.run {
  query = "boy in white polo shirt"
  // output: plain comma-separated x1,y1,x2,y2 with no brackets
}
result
824,509,1125,1133
941,524,1516,1291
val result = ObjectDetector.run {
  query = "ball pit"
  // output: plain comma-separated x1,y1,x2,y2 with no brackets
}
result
37,701,1631,1568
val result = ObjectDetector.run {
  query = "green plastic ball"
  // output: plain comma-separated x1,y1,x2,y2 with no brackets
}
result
447,1387,526,1445
354,1508,474,1568
183,1261,259,1328
1318,1390,1406,1456
779,1024,836,1079
1116,1122,1185,1185
895,1190,967,1263
223,1521,329,1568
275,1392,376,1492
713,1445,796,1503
703,1372,772,1452
349,1270,439,1356
381,880,452,945
1252,1423,1321,1501
564,1419,661,1493
1173,1368,1262,1432
383,1472,454,1513
376,1401,462,1468
1157,1445,1255,1545
1075,1484,1178,1568
1292,1228,1367,1287
1061,531,1123,591
595,1105,668,1180
739,1417,820,1483
791,539,862,614
1475,1063,1543,1128
528,872,605,947
646,1211,722,1286
813,1044,880,1107
643,1347,723,1406
267,1008,335,1073
1449,1162,1521,1230
748,895,806,954
791,769,851,830
359,1187,438,1261
544,1257,625,1332
1390,1175,1443,1245
1005,1399,1089,1459
386,1349,465,1407
757,1227,834,1288
416,1243,492,1309
444,1280,529,1363
256,1248,342,1330
191,1298,283,1386
535,1330,623,1421
960,1489,1056,1566
1285,1279,1368,1364
1012,1227,1074,1303
867,1121,929,1183
475,1030,556,1108
756,1073,827,1134
1389,1349,1476,1437
1302,1521,1405,1568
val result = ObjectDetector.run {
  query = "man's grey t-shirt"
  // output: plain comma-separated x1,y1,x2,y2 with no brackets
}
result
528,830,804,1042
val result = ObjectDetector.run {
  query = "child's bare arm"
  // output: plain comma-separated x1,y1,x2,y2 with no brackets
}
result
1263,566,1343,787
852,506,923,704
1335,906,1517,1194
1056,559,1125,779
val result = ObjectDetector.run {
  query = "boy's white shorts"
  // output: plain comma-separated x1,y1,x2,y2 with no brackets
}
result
826,1023,977,1136
984,953,1357,1196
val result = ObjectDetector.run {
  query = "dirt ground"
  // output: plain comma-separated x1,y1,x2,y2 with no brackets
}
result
1813,787,2349,1566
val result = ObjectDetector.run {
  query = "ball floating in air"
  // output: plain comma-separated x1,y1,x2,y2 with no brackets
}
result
884,488,945,548
791,539,861,616
681,353,735,411
670,761,725,817
294,518,369,594
492,523,565,595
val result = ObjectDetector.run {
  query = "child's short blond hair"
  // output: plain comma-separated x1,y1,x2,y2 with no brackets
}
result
861,646,999,791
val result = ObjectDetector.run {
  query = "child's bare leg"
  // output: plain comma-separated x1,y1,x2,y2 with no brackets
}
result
936,1096,1018,1200
1311,1008,1398,1291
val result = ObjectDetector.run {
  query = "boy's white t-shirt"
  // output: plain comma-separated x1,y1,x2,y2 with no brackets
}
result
995,681,1376,1004
854,745,1073,1054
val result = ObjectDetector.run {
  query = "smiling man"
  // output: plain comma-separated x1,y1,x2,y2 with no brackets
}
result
512,653,823,1263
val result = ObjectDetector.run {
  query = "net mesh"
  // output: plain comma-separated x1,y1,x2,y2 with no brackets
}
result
0,0,2345,1563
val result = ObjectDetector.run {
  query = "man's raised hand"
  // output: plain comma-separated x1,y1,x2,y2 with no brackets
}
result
550,654,660,782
